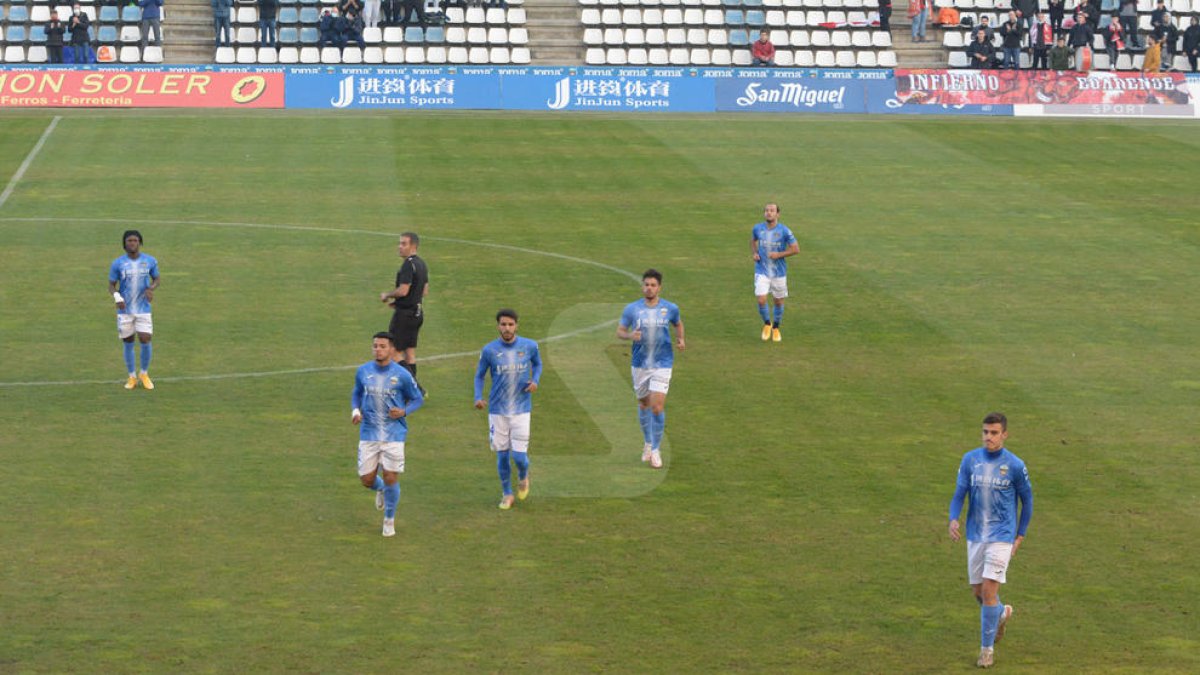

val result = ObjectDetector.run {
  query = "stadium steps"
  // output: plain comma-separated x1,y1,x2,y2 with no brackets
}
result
888,18,947,69
522,0,584,65
162,0,224,64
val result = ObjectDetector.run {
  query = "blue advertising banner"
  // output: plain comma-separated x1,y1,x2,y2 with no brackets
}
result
284,66,500,109
500,67,713,112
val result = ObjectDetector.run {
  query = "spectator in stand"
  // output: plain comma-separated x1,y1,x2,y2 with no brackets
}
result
1068,13,1094,70
318,8,345,48
345,9,366,49
138,0,162,51
1150,0,1168,33
1104,14,1125,71
999,11,1024,69
68,4,91,63
1048,0,1065,37
878,0,892,32
339,0,363,19
1143,35,1162,72
1014,0,1037,37
401,0,428,26
258,0,279,49
1119,0,1140,48
1080,2,1100,30
363,0,381,29
977,15,994,42
45,11,67,63
909,0,931,42
1155,14,1179,69
966,29,996,68
751,30,776,66
1184,17,1200,73
212,0,233,48
382,0,402,26
1031,11,1054,69
1049,35,1071,69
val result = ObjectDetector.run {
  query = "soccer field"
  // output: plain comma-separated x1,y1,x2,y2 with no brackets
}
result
1,111,1198,672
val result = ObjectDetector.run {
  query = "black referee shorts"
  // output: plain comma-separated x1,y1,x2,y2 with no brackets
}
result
389,307,424,350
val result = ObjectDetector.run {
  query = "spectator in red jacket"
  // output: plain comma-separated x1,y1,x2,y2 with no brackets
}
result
751,30,776,66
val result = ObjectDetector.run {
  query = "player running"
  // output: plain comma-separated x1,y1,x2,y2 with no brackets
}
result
351,332,424,537
750,202,799,343
617,269,685,469
473,309,542,510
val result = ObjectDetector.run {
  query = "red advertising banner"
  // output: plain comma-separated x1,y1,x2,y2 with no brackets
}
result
0,71,284,108
893,69,1191,107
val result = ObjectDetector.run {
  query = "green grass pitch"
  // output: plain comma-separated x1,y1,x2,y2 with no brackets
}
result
1,111,1198,672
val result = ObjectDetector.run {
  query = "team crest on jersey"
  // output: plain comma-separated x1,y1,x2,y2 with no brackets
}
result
517,351,525,357
659,308,667,316
999,465,1009,477
389,377,399,385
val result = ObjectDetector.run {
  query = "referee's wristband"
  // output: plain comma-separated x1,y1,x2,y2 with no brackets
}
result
113,292,123,304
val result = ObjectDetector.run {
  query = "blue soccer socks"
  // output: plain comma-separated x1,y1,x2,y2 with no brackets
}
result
772,304,784,328
497,450,513,495
512,451,529,480
650,411,666,450
139,342,152,372
122,341,136,375
638,406,652,444
383,482,401,519
757,303,770,324
980,602,1003,648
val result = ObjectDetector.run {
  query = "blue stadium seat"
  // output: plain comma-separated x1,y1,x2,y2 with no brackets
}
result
299,7,318,23
121,6,141,22
722,0,739,6
30,25,47,43
726,10,743,25
300,27,318,43
100,5,119,22
9,6,29,22
0,6,5,22
743,0,763,5
6,25,26,42
97,25,118,43
729,29,749,46
299,0,318,4
405,26,424,42
424,26,444,43
279,26,298,43
279,7,298,23
745,10,764,26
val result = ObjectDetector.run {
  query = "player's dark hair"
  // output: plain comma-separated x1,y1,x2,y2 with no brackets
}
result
496,308,519,323
642,269,663,284
400,232,420,247
983,412,1007,431
373,331,396,346
766,202,780,214
122,230,143,246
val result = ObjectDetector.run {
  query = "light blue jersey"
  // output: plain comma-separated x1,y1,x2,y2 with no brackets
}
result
109,253,159,315
351,361,424,442
474,336,543,415
752,222,797,279
949,447,1033,544
620,298,681,369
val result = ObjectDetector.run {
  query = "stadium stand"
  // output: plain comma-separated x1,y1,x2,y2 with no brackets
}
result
0,2,164,63
938,0,1199,70
579,0,897,67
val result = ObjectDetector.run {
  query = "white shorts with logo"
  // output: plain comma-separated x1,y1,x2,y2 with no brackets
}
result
488,412,531,453
117,313,153,338
631,367,672,398
754,274,788,299
358,440,405,475
967,541,1014,585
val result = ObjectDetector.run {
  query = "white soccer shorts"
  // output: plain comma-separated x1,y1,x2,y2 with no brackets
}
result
358,440,405,475
754,274,788,299
631,367,672,399
117,313,153,338
488,413,531,453
967,541,1014,585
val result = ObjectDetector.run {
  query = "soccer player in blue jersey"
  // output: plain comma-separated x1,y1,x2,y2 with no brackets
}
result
473,309,543,510
750,202,799,343
617,269,685,469
108,230,160,390
948,412,1034,669
351,332,424,537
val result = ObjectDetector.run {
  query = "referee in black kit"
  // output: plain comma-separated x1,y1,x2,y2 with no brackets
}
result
380,231,429,394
